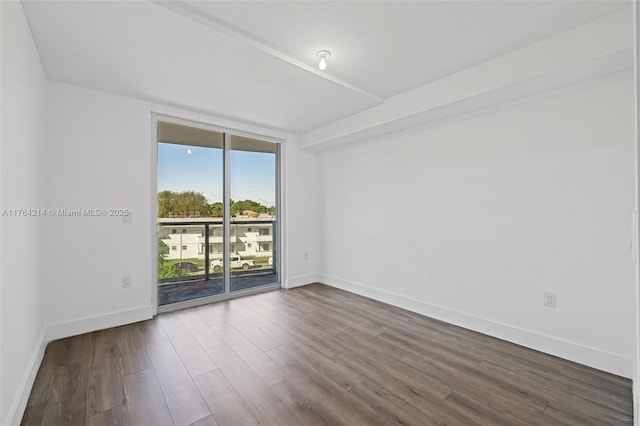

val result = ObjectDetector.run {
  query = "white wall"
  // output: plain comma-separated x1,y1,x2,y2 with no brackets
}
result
44,82,154,337
0,2,48,424
283,135,322,288
320,72,636,377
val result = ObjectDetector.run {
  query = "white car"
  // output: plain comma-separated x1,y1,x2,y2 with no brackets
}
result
210,255,255,271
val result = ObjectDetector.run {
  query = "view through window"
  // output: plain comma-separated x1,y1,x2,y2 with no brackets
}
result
156,120,279,307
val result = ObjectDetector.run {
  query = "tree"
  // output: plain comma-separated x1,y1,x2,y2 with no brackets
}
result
209,202,223,217
157,231,180,279
158,190,210,218
158,190,176,218
231,199,269,216
158,191,274,218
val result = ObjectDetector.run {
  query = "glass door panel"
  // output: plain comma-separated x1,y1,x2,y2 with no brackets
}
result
156,120,280,309
157,122,224,306
229,135,279,292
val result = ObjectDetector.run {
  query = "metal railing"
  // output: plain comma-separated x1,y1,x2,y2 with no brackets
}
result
157,219,277,284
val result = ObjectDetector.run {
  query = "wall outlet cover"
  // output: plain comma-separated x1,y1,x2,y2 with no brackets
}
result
543,291,556,308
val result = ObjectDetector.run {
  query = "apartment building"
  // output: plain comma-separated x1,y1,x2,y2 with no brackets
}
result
160,218,274,260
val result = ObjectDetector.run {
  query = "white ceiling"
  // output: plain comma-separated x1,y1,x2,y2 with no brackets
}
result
22,1,629,134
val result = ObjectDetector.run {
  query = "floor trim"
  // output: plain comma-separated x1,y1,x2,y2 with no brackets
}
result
46,305,153,342
285,273,320,289
319,273,633,378
6,326,47,426
634,363,639,425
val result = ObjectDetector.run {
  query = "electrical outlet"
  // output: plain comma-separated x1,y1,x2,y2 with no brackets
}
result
122,275,132,288
304,252,309,261
543,291,556,308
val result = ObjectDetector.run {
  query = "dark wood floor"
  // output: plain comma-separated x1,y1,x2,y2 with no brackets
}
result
22,284,633,425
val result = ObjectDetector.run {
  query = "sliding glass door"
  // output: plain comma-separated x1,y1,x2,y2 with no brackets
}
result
156,118,280,309
230,135,278,292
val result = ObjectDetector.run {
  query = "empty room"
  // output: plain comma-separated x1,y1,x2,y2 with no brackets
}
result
2,1,640,425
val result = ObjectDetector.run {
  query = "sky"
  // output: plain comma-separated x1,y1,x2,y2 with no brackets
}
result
157,143,276,206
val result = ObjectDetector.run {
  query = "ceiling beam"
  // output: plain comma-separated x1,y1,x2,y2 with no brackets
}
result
152,1,384,103
300,9,633,150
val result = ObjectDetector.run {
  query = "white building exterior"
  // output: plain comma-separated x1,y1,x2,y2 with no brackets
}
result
159,217,274,260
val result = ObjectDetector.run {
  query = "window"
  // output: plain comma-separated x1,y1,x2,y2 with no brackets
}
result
156,118,280,307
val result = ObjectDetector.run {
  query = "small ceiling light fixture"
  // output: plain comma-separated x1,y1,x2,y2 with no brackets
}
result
316,50,331,71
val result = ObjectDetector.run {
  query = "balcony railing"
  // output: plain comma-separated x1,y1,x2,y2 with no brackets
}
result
157,219,277,285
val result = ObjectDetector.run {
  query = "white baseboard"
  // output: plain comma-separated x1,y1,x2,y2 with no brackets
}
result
5,326,47,426
633,362,639,426
285,273,320,289
319,274,632,378
46,305,153,342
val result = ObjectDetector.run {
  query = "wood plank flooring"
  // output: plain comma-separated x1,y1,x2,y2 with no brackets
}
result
22,284,633,425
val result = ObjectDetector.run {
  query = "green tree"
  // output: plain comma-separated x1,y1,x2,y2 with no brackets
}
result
158,190,176,218
158,190,210,218
158,191,274,218
209,202,223,217
231,199,269,216
157,232,180,279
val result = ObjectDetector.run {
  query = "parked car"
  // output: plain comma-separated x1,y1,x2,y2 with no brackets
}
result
172,261,198,273
210,255,255,271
